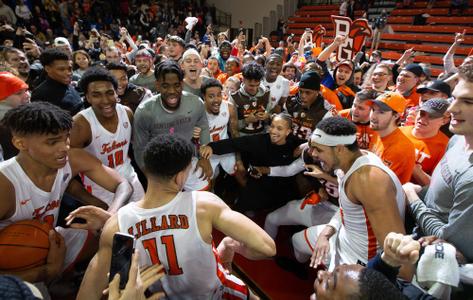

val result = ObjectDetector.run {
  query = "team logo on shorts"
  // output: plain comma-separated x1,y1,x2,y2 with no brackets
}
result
251,101,257,107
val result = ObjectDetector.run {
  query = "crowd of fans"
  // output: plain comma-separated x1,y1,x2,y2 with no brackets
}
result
0,0,473,299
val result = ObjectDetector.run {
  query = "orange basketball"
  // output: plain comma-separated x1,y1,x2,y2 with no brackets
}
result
0,220,51,271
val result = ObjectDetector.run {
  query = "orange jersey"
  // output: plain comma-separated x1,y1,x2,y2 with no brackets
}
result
289,84,342,112
400,126,449,176
339,109,378,150
371,128,416,184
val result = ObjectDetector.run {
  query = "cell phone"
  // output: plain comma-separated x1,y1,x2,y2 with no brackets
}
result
109,233,135,289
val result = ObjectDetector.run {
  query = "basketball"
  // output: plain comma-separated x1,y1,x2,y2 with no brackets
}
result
0,220,51,271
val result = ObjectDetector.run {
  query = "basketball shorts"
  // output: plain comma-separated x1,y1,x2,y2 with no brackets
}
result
184,157,210,191
55,226,90,272
210,153,236,177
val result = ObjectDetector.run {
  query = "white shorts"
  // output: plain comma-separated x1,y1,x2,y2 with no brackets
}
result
210,153,236,177
292,224,337,269
55,226,90,272
82,171,145,206
184,157,210,191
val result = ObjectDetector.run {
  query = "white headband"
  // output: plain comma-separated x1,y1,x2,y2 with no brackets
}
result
310,128,357,146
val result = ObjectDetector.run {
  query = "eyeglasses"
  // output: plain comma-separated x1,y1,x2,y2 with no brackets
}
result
372,72,388,77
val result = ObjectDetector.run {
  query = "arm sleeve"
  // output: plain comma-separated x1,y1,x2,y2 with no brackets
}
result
196,100,210,145
268,157,305,177
184,29,192,44
132,106,151,171
209,134,259,156
443,52,459,74
367,253,400,284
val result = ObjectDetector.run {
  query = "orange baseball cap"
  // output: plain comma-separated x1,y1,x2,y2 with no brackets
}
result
0,72,28,101
369,91,406,114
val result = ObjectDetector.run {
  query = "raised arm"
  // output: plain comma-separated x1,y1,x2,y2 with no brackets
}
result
317,35,346,62
443,30,466,74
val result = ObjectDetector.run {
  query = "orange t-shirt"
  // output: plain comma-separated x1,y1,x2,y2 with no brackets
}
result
371,128,416,184
217,72,243,85
400,126,449,176
339,109,378,150
289,84,343,112
404,88,420,108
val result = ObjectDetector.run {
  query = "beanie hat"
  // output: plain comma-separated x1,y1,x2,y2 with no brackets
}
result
0,72,28,101
299,71,321,91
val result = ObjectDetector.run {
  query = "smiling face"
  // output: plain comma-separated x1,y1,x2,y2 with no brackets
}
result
204,86,223,115
219,44,232,60
335,65,352,86
283,66,296,81
242,78,260,96
413,110,446,137
6,50,30,76
157,72,183,111
448,78,473,136
269,116,292,145
181,53,203,82
225,60,239,76
396,70,419,94
135,56,152,74
85,81,118,119
207,58,219,74
308,141,338,173
371,66,391,91
265,56,283,82
74,52,90,70
109,69,128,96
313,264,363,300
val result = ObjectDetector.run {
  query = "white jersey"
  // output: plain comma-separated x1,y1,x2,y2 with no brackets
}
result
207,100,230,142
206,101,236,176
79,104,143,204
263,75,290,111
0,157,72,228
335,151,405,266
117,192,227,299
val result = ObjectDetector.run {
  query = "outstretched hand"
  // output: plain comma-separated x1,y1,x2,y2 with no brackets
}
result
65,205,112,232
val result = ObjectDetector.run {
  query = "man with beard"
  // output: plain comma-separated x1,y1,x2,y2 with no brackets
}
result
2,47,42,88
292,117,406,271
129,49,157,94
339,89,379,150
30,48,83,115
166,35,185,62
106,62,153,112
181,49,211,98
369,91,416,183
133,60,212,190
230,62,270,136
263,54,289,113
395,63,424,108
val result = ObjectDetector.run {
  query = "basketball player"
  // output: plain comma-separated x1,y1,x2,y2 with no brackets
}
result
70,67,144,206
77,134,276,299
291,117,405,270
201,78,241,178
0,102,132,283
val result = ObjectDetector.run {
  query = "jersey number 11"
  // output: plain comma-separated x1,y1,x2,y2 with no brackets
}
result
142,235,183,275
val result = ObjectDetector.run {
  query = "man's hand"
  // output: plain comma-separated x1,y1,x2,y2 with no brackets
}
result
454,29,466,45
199,145,213,159
381,232,420,267
244,113,258,124
253,166,270,176
217,237,240,274
65,205,112,233
304,164,325,179
255,111,269,121
192,127,201,139
106,252,165,300
402,182,422,204
23,38,41,58
46,230,66,281
310,234,330,268
333,35,347,46
195,157,213,181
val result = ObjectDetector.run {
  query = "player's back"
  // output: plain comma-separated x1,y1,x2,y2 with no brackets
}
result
117,191,221,299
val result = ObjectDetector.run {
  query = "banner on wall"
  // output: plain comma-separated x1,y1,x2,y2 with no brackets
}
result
331,15,373,61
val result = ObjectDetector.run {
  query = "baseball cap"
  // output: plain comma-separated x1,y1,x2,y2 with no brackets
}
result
419,98,450,118
416,80,451,97
370,91,406,114
54,37,71,48
403,63,423,77
299,71,321,91
0,72,28,101
337,59,354,71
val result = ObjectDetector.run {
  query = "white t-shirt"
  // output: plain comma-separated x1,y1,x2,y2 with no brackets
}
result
263,75,290,111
